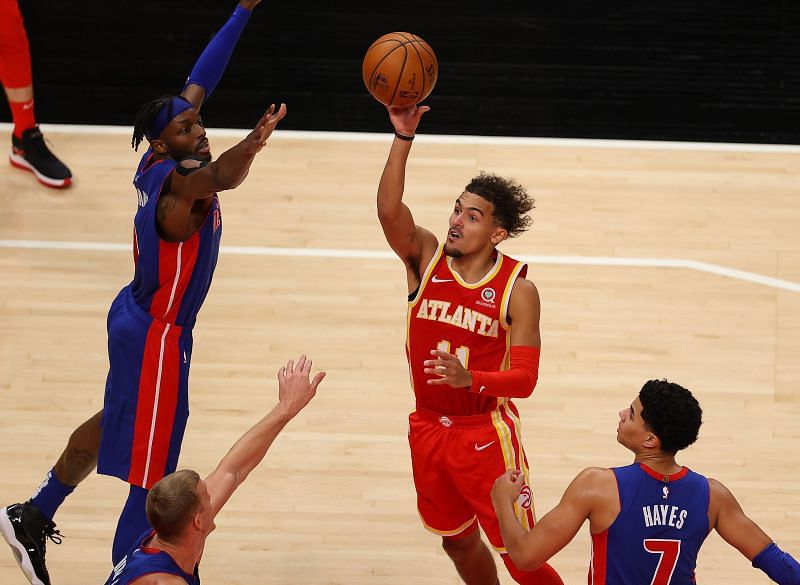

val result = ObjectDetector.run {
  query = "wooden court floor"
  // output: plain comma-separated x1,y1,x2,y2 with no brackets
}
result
1,126,798,584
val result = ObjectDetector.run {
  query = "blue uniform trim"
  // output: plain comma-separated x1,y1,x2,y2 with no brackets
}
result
752,542,800,584
105,530,200,585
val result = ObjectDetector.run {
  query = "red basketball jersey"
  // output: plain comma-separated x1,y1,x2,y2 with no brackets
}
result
406,244,528,416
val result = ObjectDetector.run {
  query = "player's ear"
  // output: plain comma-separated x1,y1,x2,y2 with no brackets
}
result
150,139,169,155
643,433,660,450
490,226,508,245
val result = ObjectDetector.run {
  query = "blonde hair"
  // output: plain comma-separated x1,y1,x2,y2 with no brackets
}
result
146,469,201,542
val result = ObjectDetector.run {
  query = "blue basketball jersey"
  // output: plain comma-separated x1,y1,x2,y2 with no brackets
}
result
105,530,200,585
130,149,222,328
590,463,710,585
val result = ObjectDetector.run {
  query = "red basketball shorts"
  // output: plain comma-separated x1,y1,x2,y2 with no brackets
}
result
408,401,538,551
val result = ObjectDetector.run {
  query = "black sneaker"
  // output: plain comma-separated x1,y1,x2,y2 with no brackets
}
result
0,502,62,585
9,126,73,189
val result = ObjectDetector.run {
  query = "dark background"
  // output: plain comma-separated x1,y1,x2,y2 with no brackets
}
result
4,0,799,143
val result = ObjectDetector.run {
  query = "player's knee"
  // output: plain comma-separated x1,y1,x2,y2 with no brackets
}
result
68,411,103,446
441,531,479,560
65,445,97,468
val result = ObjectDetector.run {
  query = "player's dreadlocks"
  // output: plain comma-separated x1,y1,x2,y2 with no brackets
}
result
131,95,176,151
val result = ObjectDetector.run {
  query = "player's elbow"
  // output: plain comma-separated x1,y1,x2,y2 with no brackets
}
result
517,376,537,398
376,200,401,222
508,550,544,572
521,382,537,398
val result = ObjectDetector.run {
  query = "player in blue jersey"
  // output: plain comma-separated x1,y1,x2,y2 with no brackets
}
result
0,2,285,584
105,355,325,585
491,379,800,585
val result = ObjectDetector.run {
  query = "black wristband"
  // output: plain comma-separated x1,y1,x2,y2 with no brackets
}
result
394,131,415,141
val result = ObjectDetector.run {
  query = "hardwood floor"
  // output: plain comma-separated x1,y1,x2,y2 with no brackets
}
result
1,126,798,584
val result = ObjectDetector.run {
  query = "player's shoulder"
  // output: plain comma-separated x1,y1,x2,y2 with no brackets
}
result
706,476,735,502
565,467,618,509
414,226,441,274
416,225,439,260
566,467,616,495
511,277,538,293
510,276,540,304
576,466,615,484
705,476,740,523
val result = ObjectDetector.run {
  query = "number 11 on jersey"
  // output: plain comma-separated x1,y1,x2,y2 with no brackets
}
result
437,340,470,367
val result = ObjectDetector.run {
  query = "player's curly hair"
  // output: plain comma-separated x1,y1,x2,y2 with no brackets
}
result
639,380,702,454
464,172,534,238
131,95,176,151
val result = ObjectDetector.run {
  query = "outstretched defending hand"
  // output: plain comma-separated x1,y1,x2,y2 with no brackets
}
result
424,349,472,388
277,355,326,419
243,103,287,155
491,469,526,506
387,104,430,137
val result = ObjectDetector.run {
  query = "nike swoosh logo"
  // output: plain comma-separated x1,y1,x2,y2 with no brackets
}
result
474,441,495,451
478,385,486,393
22,101,34,110
431,276,453,283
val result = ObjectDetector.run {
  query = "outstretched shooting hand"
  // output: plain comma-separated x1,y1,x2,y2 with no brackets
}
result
387,104,430,137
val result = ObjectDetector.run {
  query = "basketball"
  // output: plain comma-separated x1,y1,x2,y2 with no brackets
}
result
362,32,438,108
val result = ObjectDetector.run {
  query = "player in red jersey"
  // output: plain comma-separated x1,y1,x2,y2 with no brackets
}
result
377,105,563,585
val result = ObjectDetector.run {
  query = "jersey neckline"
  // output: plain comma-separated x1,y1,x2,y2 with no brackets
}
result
639,462,689,482
445,250,504,289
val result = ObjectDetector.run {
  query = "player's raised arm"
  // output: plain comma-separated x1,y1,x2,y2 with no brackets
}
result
180,0,262,111
168,103,286,201
377,105,438,283
204,356,325,518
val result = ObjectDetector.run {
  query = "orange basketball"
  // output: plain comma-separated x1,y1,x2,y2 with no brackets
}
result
362,32,438,108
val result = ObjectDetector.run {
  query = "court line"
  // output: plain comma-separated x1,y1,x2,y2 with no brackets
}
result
1,122,799,152
2,239,798,293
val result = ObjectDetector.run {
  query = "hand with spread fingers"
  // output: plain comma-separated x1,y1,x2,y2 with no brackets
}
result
244,103,287,154
277,354,326,420
423,349,472,388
